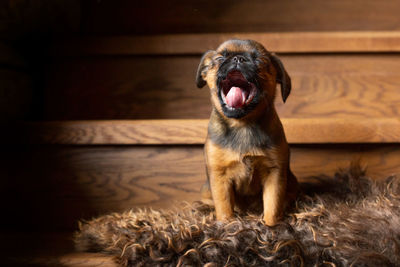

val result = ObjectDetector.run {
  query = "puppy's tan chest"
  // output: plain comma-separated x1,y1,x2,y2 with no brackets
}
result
233,155,273,195
206,141,273,195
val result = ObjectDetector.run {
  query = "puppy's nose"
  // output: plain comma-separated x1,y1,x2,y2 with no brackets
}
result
233,55,246,63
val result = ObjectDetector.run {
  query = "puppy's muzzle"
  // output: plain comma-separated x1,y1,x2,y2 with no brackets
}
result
219,70,257,110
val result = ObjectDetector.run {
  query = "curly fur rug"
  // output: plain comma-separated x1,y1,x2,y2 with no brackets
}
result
74,164,400,266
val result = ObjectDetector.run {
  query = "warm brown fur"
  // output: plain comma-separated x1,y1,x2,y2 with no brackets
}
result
197,39,298,225
75,165,400,266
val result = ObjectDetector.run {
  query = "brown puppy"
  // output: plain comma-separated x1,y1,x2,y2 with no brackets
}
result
196,39,298,226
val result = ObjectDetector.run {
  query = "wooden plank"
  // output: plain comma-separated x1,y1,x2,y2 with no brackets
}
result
285,118,400,144
43,54,400,120
80,0,400,35
23,120,208,145
20,118,400,145
2,144,400,231
51,32,400,56
17,253,118,267
57,253,117,267
1,231,117,267
0,145,207,231
44,56,210,120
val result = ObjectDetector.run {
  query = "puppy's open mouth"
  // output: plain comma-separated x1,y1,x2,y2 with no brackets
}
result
220,70,257,109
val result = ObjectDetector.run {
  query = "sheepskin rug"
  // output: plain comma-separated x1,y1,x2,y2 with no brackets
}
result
74,164,400,266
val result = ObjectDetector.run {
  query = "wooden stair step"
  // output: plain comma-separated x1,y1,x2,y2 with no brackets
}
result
51,31,400,56
1,231,117,267
7,253,117,267
43,48,400,121
17,118,400,145
50,253,117,267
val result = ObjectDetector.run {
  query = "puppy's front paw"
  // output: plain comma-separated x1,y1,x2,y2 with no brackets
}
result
216,212,234,222
263,214,280,227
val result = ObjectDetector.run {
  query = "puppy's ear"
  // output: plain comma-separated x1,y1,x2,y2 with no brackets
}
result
270,54,291,102
196,50,216,88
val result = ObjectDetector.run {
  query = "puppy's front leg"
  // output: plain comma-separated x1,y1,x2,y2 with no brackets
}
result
209,173,235,221
262,168,287,226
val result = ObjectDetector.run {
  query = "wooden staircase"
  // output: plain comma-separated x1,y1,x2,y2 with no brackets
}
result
3,31,400,265
2,2,400,265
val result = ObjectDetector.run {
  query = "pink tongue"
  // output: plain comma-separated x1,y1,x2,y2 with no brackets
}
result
226,86,245,108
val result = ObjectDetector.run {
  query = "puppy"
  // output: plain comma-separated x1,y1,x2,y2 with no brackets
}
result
196,39,298,226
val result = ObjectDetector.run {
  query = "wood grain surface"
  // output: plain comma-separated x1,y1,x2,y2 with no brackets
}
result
0,146,205,231
19,118,400,145
44,54,400,120
58,253,117,267
80,0,400,34
22,120,208,145
2,144,400,231
51,32,400,56
1,231,117,267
